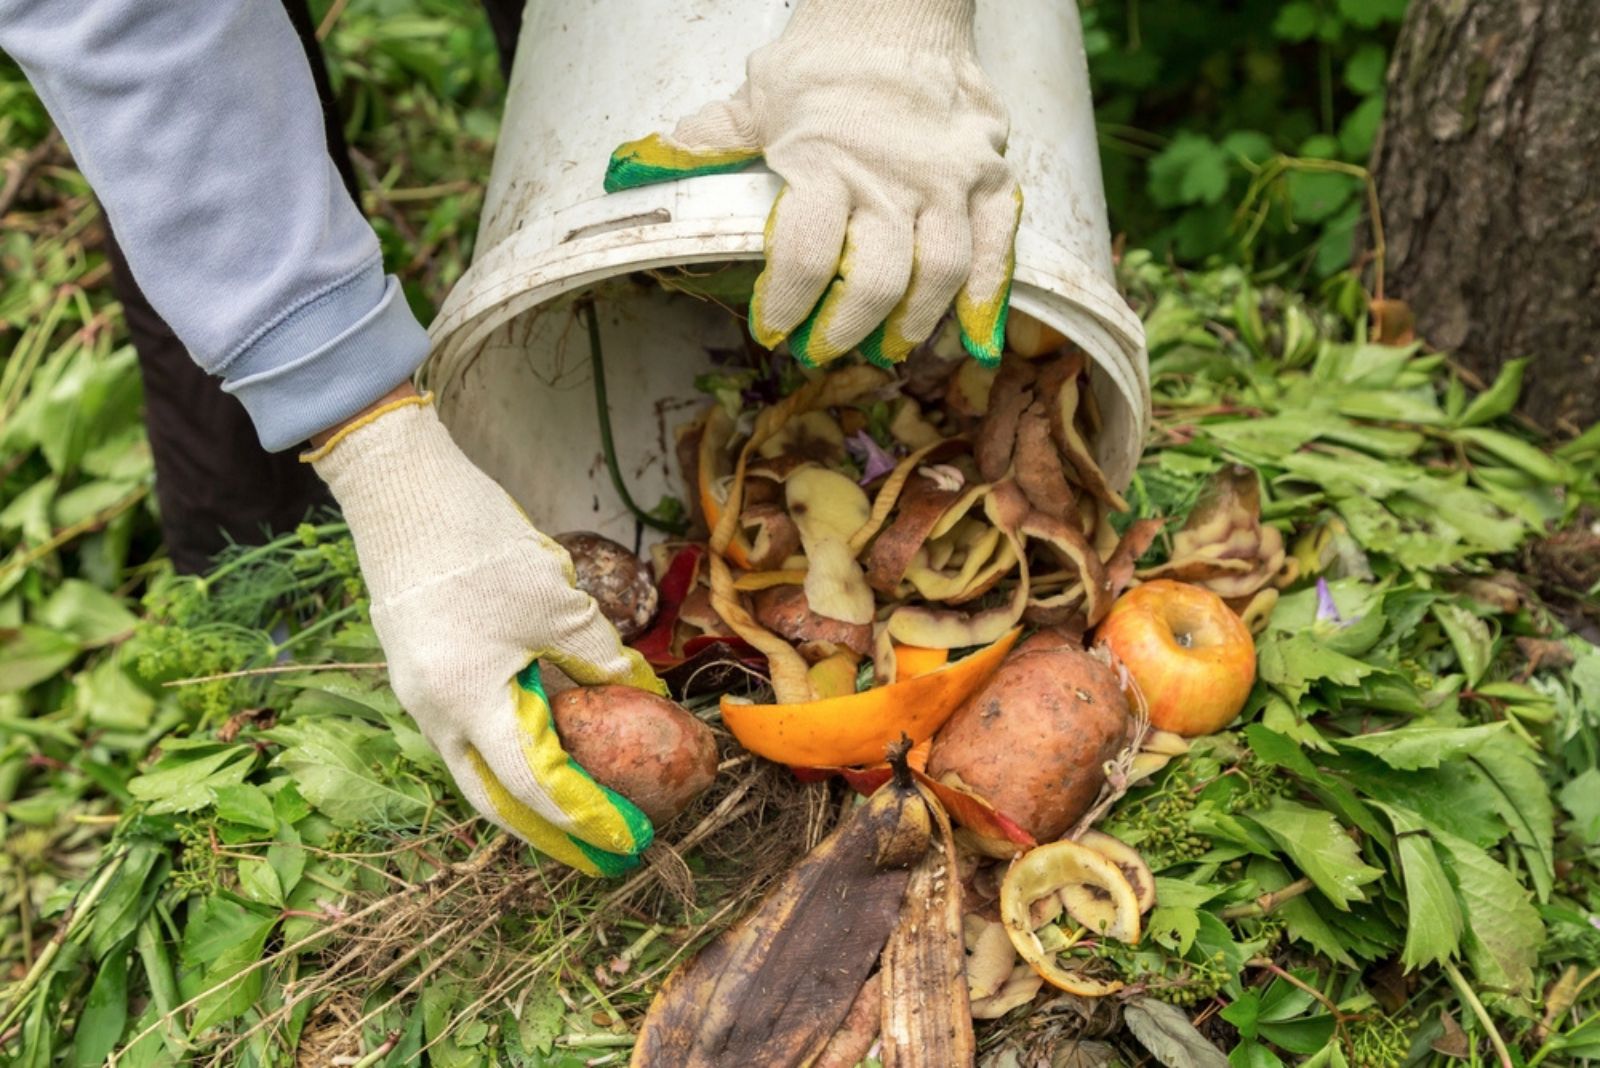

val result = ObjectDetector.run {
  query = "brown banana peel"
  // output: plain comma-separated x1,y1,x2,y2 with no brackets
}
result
632,751,931,1067
879,786,976,1068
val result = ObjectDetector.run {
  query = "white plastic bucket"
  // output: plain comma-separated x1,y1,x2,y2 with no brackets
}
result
426,0,1150,544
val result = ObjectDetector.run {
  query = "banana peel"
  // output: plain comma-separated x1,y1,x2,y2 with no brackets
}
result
879,787,976,1067
632,748,932,1067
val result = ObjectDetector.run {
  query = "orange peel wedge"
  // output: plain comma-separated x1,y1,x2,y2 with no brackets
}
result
721,627,1019,768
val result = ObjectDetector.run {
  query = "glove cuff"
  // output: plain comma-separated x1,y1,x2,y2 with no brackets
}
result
307,394,532,597
786,0,977,53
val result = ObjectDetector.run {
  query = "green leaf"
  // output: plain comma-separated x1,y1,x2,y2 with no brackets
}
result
1334,754,1507,848
1273,1,1318,41
268,824,307,897
1246,799,1383,910
1125,997,1231,1068
1558,768,1600,845
181,897,274,968
237,857,283,907
190,914,275,1033
1469,734,1555,901
1221,990,1260,1038
1338,0,1407,26
0,623,80,692
1435,830,1543,995
268,719,430,827
127,743,257,815
89,840,163,959
1228,1042,1284,1068
35,578,138,644
1336,723,1505,771
211,783,276,833
1457,358,1527,426
1342,44,1388,94
1260,1017,1337,1055
73,948,129,1068
1257,632,1375,701
1454,426,1572,484
1374,804,1463,969
1150,905,1200,955
1432,603,1493,686
1288,171,1357,225
1149,134,1234,207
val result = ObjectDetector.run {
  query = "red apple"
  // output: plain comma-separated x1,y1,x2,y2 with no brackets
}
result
1094,579,1256,737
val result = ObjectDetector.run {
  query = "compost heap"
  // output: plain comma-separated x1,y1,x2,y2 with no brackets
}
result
577,313,1294,1065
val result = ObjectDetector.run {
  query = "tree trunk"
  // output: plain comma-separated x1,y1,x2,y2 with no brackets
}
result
1369,0,1600,432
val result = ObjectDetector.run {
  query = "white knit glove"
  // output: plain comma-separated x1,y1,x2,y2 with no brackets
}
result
307,396,664,876
605,0,1020,368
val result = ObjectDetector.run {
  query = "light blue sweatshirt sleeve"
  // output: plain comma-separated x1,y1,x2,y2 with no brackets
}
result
0,0,430,451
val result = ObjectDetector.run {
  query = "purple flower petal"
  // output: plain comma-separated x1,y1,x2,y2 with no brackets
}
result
847,430,898,485
1314,577,1343,624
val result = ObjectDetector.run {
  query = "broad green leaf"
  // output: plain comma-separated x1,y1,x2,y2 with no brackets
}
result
190,914,275,1033
181,897,275,968
1336,723,1505,771
1334,387,1444,425
1432,603,1492,686
35,578,138,644
1334,754,1507,848
73,947,129,1068
237,857,283,906
1435,830,1543,996
1258,974,1320,1023
1259,1017,1337,1056
1457,358,1527,426
1375,804,1462,969
1228,1042,1284,1068
1125,997,1231,1068
0,623,79,692
1150,905,1200,954
127,743,257,815
211,783,276,834
1455,426,1571,485
1469,734,1555,901
1342,44,1387,94
1256,632,1374,701
1153,878,1227,910
268,825,306,898
1272,1,1318,41
1264,578,1385,656
1246,799,1382,910
89,840,163,959
1558,768,1600,844
269,719,430,827
1221,990,1260,1038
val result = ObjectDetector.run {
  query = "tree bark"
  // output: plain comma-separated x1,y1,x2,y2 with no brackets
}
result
1369,0,1600,432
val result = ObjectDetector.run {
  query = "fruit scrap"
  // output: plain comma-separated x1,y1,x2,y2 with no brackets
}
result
999,839,1144,997
632,745,932,1066
963,914,1044,1019
786,466,874,625
1137,464,1297,628
879,785,975,1066
1096,579,1257,737
719,628,1019,768
813,974,882,1068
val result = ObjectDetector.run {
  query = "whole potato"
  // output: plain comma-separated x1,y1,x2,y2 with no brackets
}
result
555,532,659,641
928,645,1129,841
551,686,718,824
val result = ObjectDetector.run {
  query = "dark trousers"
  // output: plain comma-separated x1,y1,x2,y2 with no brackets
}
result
107,0,521,573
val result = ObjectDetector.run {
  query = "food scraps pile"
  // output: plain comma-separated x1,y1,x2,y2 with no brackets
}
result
554,311,1303,1064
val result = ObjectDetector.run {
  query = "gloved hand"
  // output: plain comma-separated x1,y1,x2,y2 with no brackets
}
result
307,394,664,876
605,0,1020,369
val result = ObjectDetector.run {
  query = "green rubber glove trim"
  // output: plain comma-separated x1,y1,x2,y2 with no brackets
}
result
957,277,1012,368
604,134,763,193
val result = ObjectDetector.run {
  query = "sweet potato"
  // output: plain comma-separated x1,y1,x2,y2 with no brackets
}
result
927,645,1129,841
550,686,718,824
555,532,658,642
751,585,872,657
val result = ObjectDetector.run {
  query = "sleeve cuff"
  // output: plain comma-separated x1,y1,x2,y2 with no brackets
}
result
221,271,430,452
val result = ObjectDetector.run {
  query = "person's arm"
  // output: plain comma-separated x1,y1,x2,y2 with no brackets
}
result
0,0,426,450
2,1,666,876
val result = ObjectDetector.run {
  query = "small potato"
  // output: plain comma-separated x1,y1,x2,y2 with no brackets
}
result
928,645,1129,841
555,532,659,641
551,685,718,824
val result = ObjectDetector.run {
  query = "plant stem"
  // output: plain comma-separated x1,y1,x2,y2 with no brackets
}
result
1222,877,1315,919
582,299,688,536
1444,960,1512,1068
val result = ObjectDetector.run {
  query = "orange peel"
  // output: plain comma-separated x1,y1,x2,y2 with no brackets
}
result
721,628,1019,768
